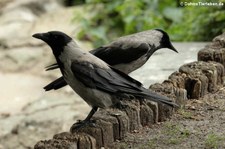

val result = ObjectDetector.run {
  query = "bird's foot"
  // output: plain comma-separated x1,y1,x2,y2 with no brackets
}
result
70,119,96,133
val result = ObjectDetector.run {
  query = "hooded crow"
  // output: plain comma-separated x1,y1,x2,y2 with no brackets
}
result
33,31,178,130
44,29,177,91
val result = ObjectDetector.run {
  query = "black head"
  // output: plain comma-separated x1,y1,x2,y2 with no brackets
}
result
32,31,72,56
155,29,178,53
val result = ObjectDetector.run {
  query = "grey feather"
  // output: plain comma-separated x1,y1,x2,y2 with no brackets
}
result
71,61,178,107
33,31,178,127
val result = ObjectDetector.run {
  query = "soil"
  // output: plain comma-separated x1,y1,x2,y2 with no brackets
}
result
113,87,225,149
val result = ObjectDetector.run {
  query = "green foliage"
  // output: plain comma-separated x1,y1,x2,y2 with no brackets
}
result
162,122,191,145
169,3,225,41
73,0,225,47
205,133,225,149
177,107,193,119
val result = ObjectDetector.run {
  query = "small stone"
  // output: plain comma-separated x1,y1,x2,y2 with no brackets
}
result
133,130,138,133
189,106,196,110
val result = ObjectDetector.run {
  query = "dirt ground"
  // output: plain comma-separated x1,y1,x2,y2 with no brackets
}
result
114,87,225,149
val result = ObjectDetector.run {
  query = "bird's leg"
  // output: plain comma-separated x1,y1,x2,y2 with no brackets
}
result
70,107,98,132
83,107,98,122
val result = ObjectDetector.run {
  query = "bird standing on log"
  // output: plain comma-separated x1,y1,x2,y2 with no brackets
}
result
33,31,178,131
43,29,178,91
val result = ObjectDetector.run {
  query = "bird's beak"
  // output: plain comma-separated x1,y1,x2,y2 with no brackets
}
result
32,33,49,42
168,43,178,53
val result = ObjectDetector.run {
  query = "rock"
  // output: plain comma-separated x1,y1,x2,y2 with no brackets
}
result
0,71,91,148
120,100,141,131
174,88,187,106
93,109,120,141
149,82,177,122
0,73,47,115
1,0,61,15
145,101,159,123
198,32,225,69
0,115,25,138
212,32,225,48
32,51,225,149
69,108,130,148
198,47,225,68
0,0,62,48
0,3,94,148
0,120,65,149
0,47,44,72
35,139,78,149
109,109,130,140
32,94,181,149
0,92,90,149
0,8,36,40
169,71,187,89
179,61,224,94
161,61,224,100
35,132,96,149
30,6,81,41
140,102,154,126
179,62,209,98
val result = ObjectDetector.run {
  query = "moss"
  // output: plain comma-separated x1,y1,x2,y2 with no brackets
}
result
177,108,193,119
146,138,157,149
162,122,191,145
205,133,225,149
119,143,130,149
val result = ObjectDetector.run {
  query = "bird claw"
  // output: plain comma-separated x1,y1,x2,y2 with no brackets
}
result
70,119,96,133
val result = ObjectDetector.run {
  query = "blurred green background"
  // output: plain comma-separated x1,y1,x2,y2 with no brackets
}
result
66,0,225,47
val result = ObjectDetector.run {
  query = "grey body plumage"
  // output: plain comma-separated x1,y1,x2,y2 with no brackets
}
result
33,31,178,131
44,29,177,91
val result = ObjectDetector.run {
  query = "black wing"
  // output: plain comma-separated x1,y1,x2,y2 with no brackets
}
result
71,61,177,107
90,43,150,65
44,42,149,71
43,42,150,91
44,77,67,91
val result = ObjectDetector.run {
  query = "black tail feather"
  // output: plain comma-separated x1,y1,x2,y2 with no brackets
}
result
136,88,179,108
45,63,59,71
44,77,67,91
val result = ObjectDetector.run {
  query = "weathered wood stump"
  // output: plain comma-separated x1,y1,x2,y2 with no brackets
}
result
34,132,96,149
34,98,179,148
198,32,225,69
34,32,225,149
149,81,178,122
179,61,224,96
